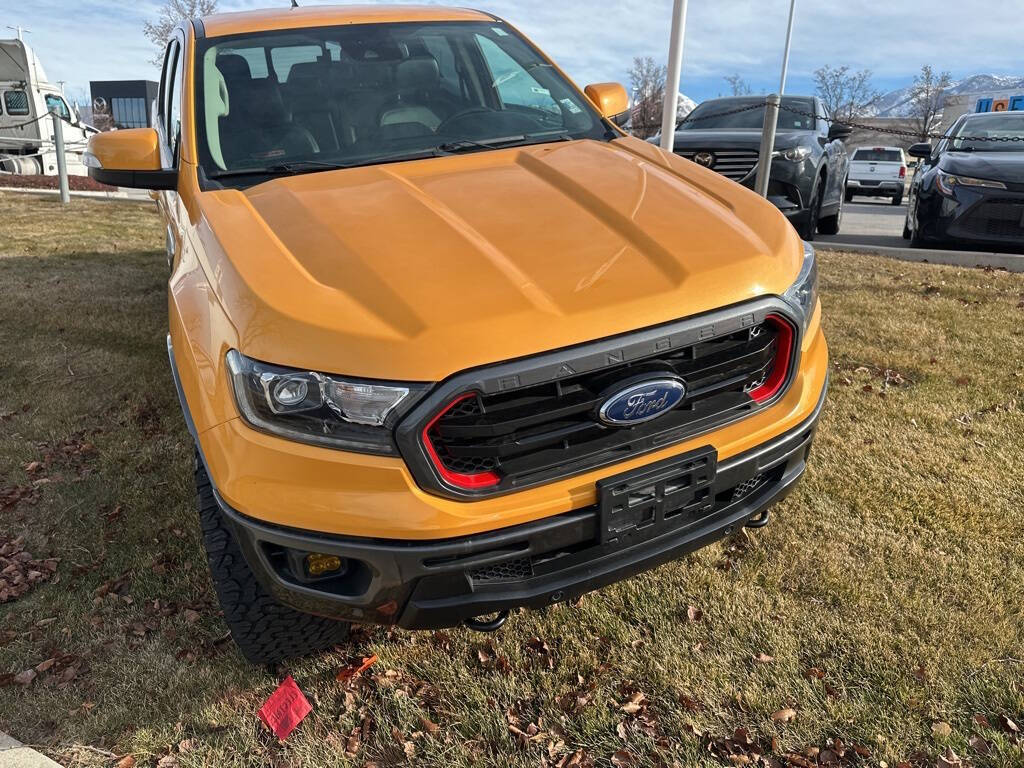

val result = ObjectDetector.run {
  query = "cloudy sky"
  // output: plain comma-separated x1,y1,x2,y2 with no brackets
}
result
5,0,1024,107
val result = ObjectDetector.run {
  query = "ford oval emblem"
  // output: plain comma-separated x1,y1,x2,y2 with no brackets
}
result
598,378,686,426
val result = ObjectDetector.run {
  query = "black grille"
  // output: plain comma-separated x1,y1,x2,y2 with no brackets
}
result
675,149,759,180
958,198,1024,240
468,556,534,583
730,473,765,502
423,317,788,494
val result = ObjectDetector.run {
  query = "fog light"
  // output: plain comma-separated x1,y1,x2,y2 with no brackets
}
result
306,553,343,577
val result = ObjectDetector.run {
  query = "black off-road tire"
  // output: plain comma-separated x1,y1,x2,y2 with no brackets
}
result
892,192,904,206
195,456,350,664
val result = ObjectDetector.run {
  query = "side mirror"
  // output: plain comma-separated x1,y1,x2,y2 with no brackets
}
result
83,127,177,190
827,123,852,141
584,82,630,127
907,142,932,159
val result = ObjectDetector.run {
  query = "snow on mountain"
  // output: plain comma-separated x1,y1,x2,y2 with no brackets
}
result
870,73,1024,117
676,93,697,118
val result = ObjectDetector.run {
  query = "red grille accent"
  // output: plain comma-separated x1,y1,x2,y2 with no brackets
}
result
422,393,501,489
747,314,794,404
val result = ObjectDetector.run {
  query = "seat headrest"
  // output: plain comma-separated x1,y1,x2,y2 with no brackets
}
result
395,57,439,93
286,61,326,84
216,54,253,85
234,80,292,126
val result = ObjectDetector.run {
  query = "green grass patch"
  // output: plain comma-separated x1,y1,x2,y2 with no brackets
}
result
1,191,1022,767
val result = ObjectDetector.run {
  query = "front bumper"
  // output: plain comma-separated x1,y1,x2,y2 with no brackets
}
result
208,382,826,629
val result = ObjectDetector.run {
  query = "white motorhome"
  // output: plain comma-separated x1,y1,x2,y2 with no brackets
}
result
0,38,97,176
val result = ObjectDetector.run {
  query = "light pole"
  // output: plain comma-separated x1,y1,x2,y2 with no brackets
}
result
6,25,30,41
755,0,797,198
659,0,689,152
778,0,796,94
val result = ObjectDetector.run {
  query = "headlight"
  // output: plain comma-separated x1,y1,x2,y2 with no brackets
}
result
226,351,428,454
936,171,1006,196
781,241,818,334
773,146,811,163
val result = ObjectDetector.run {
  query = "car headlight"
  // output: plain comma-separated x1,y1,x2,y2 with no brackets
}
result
772,146,811,163
936,170,1006,196
781,241,818,334
226,350,428,454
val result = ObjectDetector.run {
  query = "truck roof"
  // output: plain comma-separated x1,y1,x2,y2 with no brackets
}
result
199,5,496,38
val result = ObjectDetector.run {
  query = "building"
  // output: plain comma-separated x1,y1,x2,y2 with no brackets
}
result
88,80,158,130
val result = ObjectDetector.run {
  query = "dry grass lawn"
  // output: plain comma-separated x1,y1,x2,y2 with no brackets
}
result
1,192,1022,767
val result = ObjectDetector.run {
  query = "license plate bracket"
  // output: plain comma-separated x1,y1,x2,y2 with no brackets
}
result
597,447,717,548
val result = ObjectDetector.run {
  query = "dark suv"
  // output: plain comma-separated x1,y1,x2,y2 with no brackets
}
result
654,96,851,240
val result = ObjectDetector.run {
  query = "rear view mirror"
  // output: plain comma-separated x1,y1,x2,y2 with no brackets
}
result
585,82,630,127
907,142,932,159
83,128,177,190
827,124,852,141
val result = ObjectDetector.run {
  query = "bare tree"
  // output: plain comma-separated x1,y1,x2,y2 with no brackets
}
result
813,65,882,124
724,74,752,97
144,0,218,67
908,65,952,141
628,56,666,139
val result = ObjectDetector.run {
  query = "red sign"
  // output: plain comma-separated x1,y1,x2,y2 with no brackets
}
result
257,675,312,741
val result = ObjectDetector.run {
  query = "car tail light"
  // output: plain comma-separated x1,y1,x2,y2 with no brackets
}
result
899,166,907,179
747,314,795,404
422,394,502,490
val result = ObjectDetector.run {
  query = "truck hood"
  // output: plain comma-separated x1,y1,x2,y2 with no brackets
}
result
939,151,1024,186
195,136,802,381
665,129,809,151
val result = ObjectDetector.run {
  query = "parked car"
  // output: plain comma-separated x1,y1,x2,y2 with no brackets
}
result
85,5,828,663
903,111,1024,247
845,146,906,205
654,95,851,240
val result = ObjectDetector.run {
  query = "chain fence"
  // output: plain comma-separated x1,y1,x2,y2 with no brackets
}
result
659,98,1022,143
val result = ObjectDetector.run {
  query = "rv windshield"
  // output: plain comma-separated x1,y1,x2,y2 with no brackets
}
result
195,21,607,184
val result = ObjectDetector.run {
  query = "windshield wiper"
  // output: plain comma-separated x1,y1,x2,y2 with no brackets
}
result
206,160,357,180
438,132,573,154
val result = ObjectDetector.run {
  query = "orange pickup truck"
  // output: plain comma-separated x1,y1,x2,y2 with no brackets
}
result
85,5,827,663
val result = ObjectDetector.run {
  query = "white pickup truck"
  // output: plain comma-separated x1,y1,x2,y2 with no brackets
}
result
845,146,907,205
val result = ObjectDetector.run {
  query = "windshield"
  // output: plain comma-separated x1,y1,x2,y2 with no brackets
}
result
950,113,1024,152
678,98,817,131
853,148,903,162
195,21,606,183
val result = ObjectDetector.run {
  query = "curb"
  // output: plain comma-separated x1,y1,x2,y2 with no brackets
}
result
0,184,149,199
0,733,62,768
817,241,1024,273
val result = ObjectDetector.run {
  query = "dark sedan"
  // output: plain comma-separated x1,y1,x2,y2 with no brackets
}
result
904,111,1024,249
652,96,851,240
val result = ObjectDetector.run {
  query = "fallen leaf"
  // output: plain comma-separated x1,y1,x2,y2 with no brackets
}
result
35,658,56,673
116,757,136,768
936,747,961,768
771,707,797,723
156,757,178,768
968,734,990,755
931,721,952,739
419,715,439,733
13,669,36,686
620,692,647,714
686,604,703,622
1000,714,1020,734
616,721,628,740
754,653,775,664
804,667,825,680
336,654,377,682
182,609,201,624
610,750,638,767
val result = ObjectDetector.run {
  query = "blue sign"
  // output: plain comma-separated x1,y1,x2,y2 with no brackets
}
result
598,378,687,426
975,96,1024,113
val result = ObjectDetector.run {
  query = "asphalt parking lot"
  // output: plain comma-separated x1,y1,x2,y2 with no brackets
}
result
818,198,908,249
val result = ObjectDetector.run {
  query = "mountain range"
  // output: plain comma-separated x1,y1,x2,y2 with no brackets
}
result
869,73,1024,117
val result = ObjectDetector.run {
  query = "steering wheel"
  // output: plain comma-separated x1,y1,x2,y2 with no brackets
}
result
437,106,496,133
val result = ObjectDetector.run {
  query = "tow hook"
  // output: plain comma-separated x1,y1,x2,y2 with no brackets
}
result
745,510,771,529
463,610,510,632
